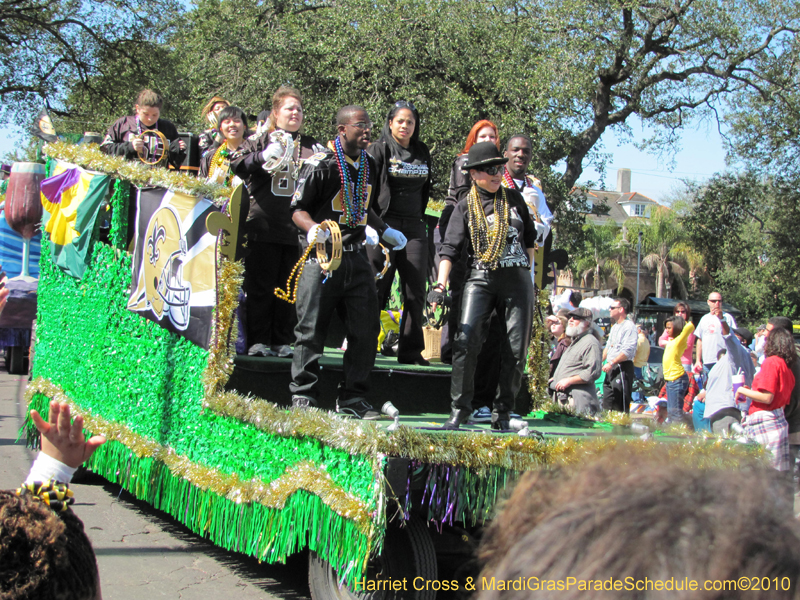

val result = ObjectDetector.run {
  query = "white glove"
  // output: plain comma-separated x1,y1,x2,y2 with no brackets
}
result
364,225,379,247
382,227,407,250
307,224,331,245
534,221,550,245
261,141,286,173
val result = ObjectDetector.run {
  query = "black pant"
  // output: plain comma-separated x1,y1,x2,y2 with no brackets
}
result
602,360,634,413
243,241,298,348
290,248,379,403
367,217,429,362
450,267,533,416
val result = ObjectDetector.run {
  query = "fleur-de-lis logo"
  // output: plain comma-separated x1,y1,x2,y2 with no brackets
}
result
147,221,167,266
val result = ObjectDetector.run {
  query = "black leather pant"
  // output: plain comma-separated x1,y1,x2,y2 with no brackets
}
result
450,267,534,416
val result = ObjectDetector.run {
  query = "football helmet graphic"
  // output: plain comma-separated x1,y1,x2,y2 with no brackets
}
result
141,206,191,329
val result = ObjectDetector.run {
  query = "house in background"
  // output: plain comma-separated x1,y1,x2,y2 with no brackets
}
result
557,168,667,307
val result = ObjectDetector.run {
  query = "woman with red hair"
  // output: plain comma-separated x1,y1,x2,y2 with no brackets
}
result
436,120,500,363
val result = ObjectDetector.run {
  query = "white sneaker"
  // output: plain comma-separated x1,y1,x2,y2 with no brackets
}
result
248,343,270,357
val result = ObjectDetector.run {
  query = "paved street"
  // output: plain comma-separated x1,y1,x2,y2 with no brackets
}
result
0,370,312,600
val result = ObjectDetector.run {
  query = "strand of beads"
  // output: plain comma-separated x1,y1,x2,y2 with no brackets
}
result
467,185,509,269
333,136,369,228
501,166,516,189
207,142,231,185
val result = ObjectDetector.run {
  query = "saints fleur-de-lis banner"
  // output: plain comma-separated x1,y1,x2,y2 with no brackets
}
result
127,187,220,348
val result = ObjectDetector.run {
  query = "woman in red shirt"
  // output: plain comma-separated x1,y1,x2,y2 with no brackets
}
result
736,327,797,471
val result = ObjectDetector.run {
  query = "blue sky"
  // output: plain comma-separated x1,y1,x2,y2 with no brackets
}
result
0,118,731,202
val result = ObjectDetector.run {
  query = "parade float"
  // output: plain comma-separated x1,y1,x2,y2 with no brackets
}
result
24,142,757,600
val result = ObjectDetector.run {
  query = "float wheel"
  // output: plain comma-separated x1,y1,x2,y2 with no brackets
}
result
309,516,438,600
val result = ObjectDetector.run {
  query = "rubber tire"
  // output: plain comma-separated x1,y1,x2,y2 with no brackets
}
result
6,346,23,375
309,516,438,600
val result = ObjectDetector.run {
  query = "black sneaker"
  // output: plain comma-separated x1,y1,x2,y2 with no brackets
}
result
292,395,315,409
336,400,380,420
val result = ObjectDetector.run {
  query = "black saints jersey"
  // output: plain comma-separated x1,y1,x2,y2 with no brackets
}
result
291,145,386,247
99,116,186,169
230,131,324,244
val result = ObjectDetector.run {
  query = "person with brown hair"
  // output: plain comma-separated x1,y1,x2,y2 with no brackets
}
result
230,86,325,358
736,326,796,470
476,445,800,600
198,95,230,153
658,301,696,372
1,401,106,600
99,88,186,168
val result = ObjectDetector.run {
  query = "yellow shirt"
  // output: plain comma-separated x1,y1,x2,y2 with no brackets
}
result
663,322,695,381
633,333,650,368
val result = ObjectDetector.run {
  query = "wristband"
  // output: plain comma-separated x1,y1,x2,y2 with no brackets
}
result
25,452,77,485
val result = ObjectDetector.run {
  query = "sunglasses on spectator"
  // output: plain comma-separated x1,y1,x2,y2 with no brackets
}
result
708,299,722,304
476,165,505,175
394,100,417,112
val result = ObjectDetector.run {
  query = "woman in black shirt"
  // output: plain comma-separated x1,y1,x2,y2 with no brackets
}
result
430,142,536,430
367,101,433,365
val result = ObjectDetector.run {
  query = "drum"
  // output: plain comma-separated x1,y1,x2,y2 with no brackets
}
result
5,162,45,240
82,132,104,145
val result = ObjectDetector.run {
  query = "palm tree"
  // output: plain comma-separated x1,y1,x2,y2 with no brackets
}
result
571,222,625,292
633,206,688,298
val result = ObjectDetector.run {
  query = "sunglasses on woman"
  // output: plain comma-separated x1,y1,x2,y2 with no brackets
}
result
476,165,505,175
394,100,416,112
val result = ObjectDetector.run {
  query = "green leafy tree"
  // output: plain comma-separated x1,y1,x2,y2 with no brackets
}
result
684,172,800,321
0,0,183,127
625,207,688,299
571,221,625,292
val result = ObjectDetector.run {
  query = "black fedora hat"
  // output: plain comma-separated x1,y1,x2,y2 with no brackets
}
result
463,142,508,170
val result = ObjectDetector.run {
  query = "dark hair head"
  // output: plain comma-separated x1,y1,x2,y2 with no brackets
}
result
477,445,800,600
765,327,797,369
336,105,367,127
380,101,421,147
769,316,793,332
569,291,583,307
504,134,532,152
217,105,249,131
665,315,685,337
0,490,99,600
613,297,630,314
674,302,691,319
134,89,163,109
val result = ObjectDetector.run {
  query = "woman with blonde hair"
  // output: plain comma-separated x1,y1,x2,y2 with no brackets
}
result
198,96,230,152
230,86,324,358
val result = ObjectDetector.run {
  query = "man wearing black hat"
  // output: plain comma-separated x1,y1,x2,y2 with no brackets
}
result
429,142,538,430
549,307,603,415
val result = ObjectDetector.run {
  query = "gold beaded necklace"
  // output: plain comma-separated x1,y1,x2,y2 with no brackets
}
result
466,184,509,269
207,142,232,186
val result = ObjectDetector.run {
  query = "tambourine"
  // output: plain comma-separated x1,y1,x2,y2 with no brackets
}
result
262,130,297,175
136,129,169,166
316,220,342,272
375,244,391,281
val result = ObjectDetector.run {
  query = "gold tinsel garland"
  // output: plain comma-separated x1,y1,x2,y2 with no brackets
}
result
526,287,551,409
43,141,232,204
25,379,374,533
203,257,245,397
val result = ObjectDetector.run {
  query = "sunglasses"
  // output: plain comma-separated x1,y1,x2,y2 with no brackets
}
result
347,121,373,131
476,165,505,176
708,299,722,304
394,100,416,112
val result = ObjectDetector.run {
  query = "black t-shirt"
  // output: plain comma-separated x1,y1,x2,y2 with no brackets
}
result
439,185,537,269
367,139,431,220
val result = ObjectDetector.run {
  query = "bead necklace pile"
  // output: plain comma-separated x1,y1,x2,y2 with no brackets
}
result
207,142,232,186
467,184,509,269
333,136,369,228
